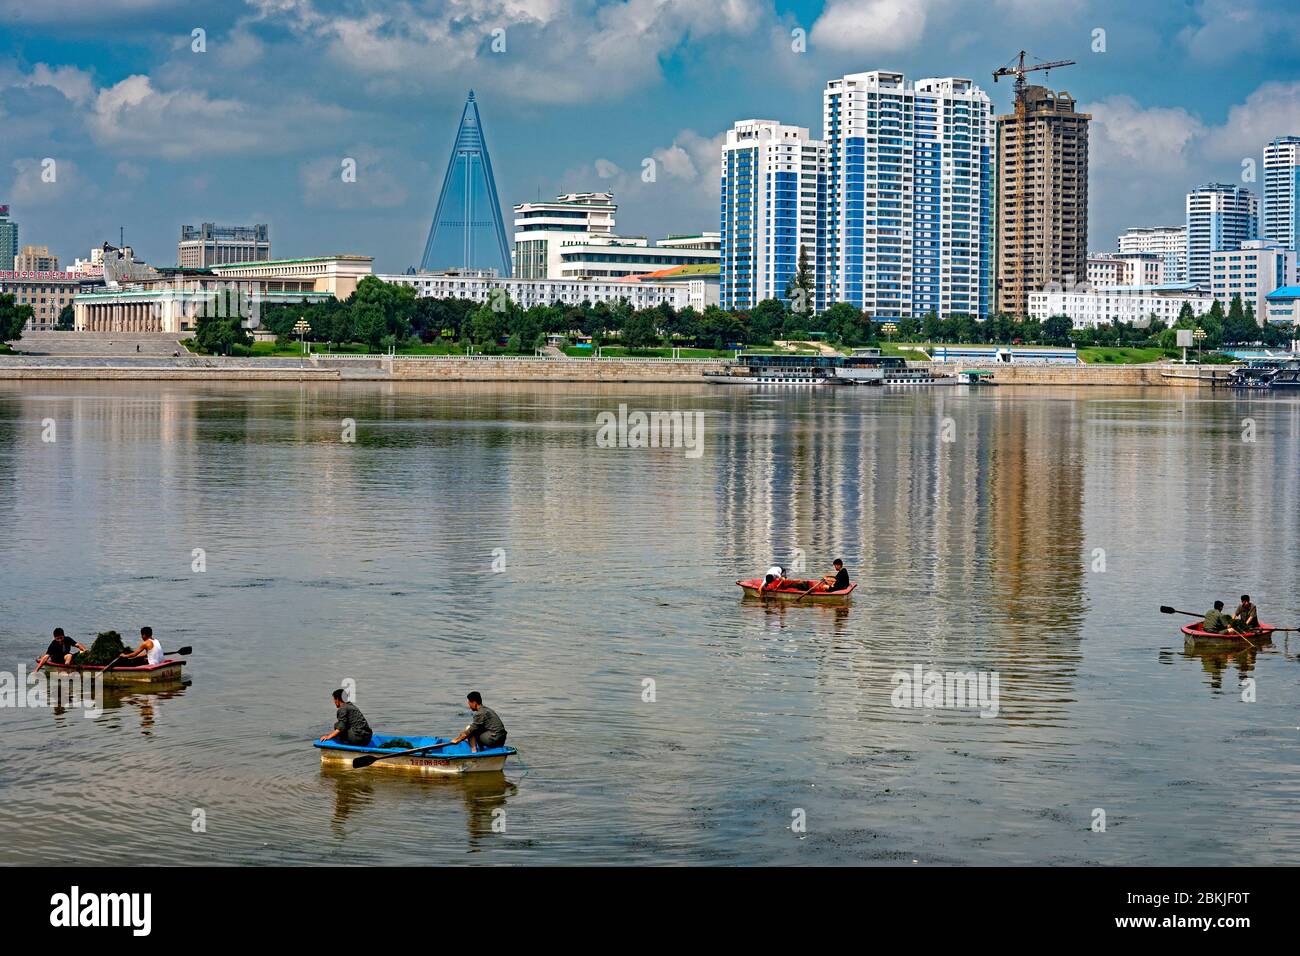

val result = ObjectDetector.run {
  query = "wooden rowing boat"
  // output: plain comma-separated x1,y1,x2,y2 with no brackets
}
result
41,659,186,686
736,578,857,601
315,733,515,775
1180,622,1275,645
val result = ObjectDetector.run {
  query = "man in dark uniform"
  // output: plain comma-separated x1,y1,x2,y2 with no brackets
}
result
319,688,373,746
1233,595,1260,632
1201,601,1237,634
450,691,508,752
35,628,86,671
818,559,851,592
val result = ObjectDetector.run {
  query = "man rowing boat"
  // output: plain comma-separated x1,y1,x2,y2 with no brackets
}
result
448,691,507,753
320,688,373,747
762,565,785,592
1233,595,1260,632
816,559,851,593
117,626,165,667
34,628,87,672
1200,601,1238,635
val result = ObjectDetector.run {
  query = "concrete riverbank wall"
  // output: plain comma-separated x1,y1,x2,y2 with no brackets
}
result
0,355,1228,386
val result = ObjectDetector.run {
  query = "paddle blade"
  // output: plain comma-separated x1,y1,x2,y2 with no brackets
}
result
350,755,377,770
1159,606,1176,614
174,646,193,655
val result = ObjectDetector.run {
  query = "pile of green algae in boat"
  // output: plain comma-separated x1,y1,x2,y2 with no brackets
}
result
73,631,127,666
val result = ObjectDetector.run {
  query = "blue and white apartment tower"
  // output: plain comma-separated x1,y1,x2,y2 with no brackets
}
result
1263,136,1300,252
720,120,826,312
822,71,994,319
1185,183,1258,289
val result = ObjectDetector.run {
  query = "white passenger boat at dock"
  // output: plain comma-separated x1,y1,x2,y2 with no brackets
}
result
704,350,956,387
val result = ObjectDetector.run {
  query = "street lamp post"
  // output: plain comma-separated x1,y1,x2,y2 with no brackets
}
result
1193,327,1206,363
293,317,311,354
882,321,898,344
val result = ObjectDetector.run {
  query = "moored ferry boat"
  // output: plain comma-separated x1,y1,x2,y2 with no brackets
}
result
1227,357,1300,389
843,348,955,386
704,353,844,386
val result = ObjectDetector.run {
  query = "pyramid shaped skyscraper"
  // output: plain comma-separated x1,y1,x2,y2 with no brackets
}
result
420,91,512,275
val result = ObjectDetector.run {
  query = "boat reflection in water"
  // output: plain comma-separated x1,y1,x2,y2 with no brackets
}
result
47,676,190,736
1164,641,1275,694
322,763,518,847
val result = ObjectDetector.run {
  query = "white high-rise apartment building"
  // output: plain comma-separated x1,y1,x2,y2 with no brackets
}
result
1186,184,1258,288
1117,226,1187,282
1210,239,1297,322
1263,136,1300,250
719,119,825,311
822,71,994,319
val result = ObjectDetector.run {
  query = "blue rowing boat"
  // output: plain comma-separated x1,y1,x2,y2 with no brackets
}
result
314,733,515,775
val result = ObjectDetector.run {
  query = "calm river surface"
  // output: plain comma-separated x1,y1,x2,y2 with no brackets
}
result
1,381,1298,865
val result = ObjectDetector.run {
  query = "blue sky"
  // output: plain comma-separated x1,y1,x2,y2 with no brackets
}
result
2,0,1298,273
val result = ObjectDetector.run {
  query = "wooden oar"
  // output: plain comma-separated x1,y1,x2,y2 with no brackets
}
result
350,740,455,770
103,646,193,672
794,579,823,602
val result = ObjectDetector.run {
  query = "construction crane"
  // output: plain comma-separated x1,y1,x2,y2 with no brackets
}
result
992,50,1076,104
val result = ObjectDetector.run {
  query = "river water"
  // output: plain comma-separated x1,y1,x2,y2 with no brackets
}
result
0,380,1297,866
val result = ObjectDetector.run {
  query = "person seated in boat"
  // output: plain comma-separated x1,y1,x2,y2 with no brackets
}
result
319,689,373,747
1233,594,1259,632
1200,601,1238,634
763,565,785,591
34,628,86,672
817,559,850,592
449,691,507,753
118,626,166,667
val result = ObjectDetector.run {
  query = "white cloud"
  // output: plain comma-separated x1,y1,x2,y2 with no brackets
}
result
1203,81,1300,162
88,74,352,159
1086,95,1205,174
24,64,95,103
300,147,411,210
0,0,179,23
9,157,92,206
246,0,767,104
810,0,930,54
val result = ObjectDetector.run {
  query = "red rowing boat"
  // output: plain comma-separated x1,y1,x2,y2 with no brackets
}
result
736,578,856,601
1180,622,1275,643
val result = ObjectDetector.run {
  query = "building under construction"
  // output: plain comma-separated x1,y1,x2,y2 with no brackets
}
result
993,54,1091,318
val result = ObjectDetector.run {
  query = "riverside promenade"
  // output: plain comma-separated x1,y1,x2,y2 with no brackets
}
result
0,332,1228,386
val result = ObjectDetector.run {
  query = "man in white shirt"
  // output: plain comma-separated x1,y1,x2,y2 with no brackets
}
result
119,626,165,666
763,565,785,591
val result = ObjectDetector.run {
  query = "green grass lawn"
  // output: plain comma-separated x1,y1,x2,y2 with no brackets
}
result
562,345,735,359
1078,347,1172,364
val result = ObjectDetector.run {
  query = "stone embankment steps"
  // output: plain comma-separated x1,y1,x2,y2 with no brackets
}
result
7,331,188,357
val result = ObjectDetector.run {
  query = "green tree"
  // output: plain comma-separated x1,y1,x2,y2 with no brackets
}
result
786,245,815,316
1041,314,1074,346
621,309,661,349
749,299,785,345
0,293,32,343
921,310,941,343
193,310,252,355
56,303,75,331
